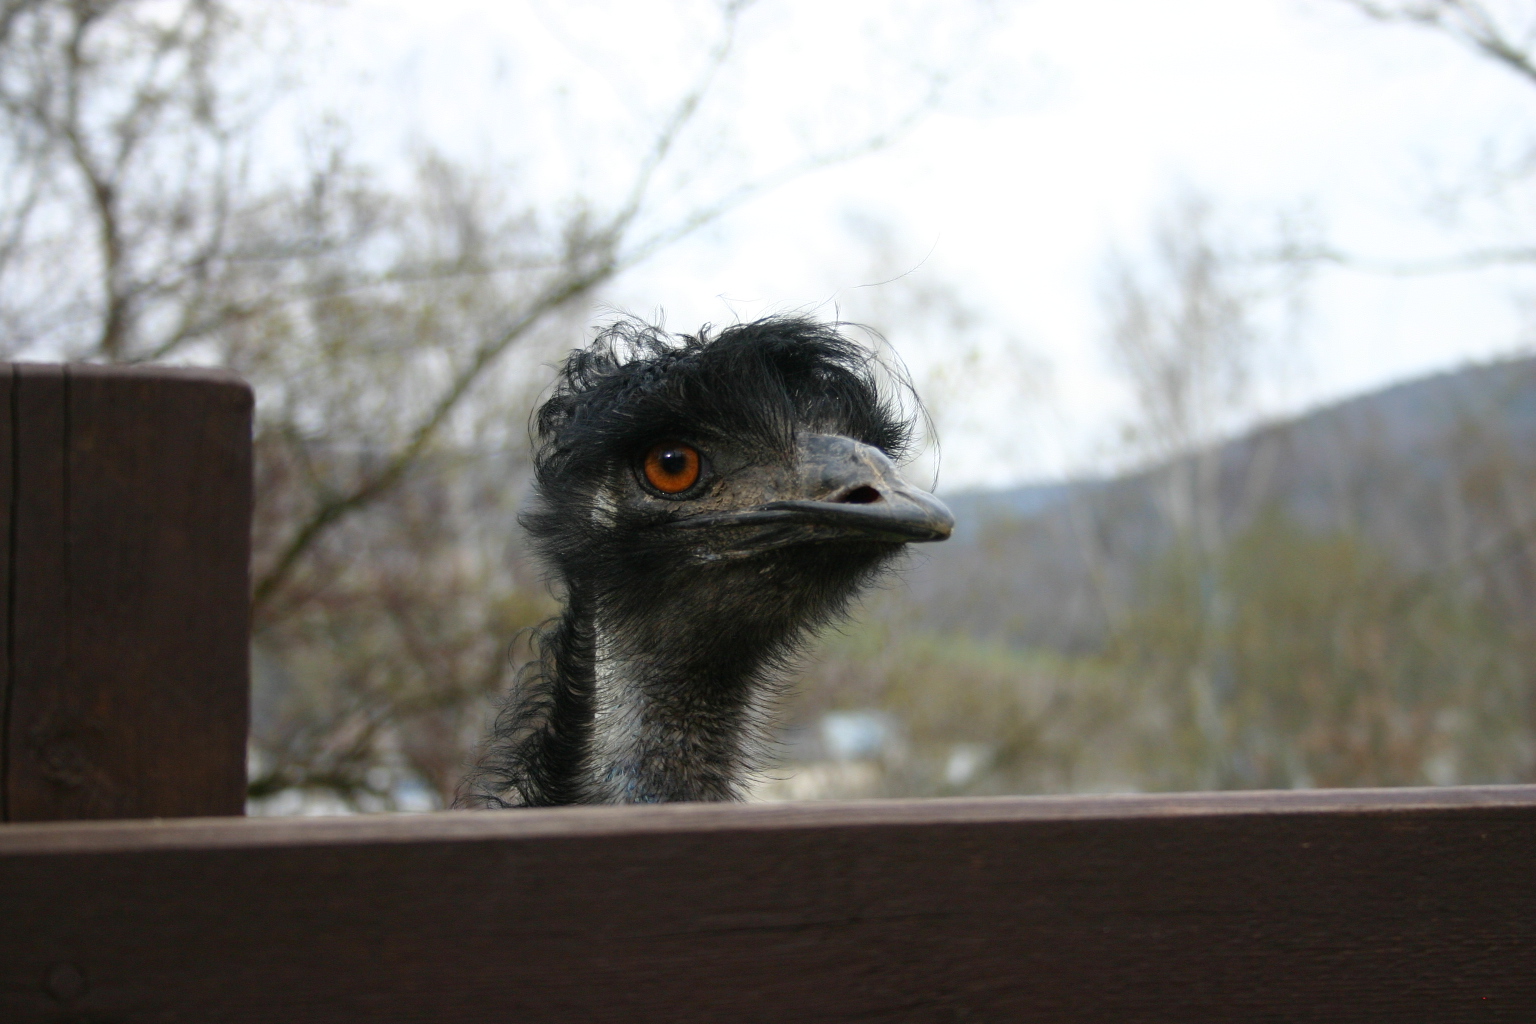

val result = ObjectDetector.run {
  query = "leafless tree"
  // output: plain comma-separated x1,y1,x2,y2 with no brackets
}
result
0,0,260,360
1098,190,1275,537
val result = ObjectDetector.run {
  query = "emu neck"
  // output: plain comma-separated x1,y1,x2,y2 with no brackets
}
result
578,602,780,804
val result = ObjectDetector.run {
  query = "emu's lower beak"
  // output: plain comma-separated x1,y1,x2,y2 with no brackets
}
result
680,434,954,547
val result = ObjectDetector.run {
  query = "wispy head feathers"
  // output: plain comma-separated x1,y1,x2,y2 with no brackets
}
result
532,315,918,489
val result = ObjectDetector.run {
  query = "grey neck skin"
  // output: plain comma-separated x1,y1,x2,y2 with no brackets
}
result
583,614,771,804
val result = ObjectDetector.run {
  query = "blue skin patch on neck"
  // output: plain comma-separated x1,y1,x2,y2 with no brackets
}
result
605,763,662,803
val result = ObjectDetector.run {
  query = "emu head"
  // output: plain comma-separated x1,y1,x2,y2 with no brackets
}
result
479,315,953,806
523,316,952,642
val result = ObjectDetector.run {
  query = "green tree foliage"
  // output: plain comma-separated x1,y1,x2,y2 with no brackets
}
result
792,509,1532,799
1109,514,1526,790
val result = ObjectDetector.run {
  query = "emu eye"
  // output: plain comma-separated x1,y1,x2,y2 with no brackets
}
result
642,442,702,495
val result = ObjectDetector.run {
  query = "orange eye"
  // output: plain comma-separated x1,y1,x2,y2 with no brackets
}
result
643,442,702,494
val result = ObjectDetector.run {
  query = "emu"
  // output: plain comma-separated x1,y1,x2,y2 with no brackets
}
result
464,315,952,806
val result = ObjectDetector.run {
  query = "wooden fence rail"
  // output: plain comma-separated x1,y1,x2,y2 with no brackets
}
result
5,786,1536,1022
1,364,1534,1022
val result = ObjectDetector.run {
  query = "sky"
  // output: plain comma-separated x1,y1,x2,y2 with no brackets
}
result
288,0,1536,491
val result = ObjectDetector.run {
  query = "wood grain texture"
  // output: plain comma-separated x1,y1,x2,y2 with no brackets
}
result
0,365,12,822
8,364,69,821
4,363,252,821
3,786,1535,1023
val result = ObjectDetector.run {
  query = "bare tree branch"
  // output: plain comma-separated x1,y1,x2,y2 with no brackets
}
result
250,257,612,611
1322,2,1536,273
1283,241,1536,274
1343,1,1536,86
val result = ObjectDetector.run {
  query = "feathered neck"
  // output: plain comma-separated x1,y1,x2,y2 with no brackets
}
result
582,600,785,804
470,544,889,807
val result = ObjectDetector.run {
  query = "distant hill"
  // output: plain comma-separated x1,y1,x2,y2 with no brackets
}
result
902,355,1536,649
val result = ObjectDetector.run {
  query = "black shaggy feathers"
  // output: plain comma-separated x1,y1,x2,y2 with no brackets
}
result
463,315,925,807
532,316,915,484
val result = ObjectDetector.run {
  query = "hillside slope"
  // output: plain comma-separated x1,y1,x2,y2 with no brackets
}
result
905,355,1536,649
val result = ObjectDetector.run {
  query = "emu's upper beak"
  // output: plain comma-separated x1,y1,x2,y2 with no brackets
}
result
762,433,953,543
679,434,953,548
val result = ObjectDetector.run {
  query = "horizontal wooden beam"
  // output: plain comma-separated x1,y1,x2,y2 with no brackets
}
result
4,786,1535,1022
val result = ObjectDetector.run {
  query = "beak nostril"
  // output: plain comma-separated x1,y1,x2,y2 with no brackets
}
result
837,485,882,505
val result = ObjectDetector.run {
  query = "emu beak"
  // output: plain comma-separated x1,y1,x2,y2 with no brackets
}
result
764,433,954,543
678,433,953,548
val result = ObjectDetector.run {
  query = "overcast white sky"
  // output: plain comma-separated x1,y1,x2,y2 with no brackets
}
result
290,0,1536,490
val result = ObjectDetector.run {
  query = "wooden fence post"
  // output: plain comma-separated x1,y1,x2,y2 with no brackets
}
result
0,363,252,822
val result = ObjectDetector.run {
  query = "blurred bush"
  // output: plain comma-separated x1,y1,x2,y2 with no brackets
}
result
778,505,1533,800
